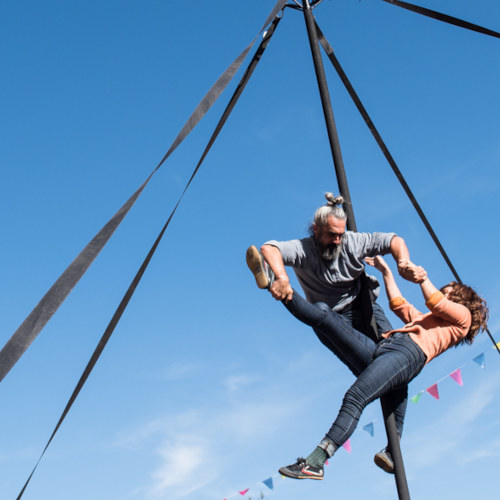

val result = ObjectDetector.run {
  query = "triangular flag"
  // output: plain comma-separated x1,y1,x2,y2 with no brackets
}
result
362,422,374,437
426,383,439,400
342,439,352,453
262,478,273,490
449,368,463,386
325,459,329,466
473,353,485,368
239,488,249,496
496,342,500,350
410,393,422,404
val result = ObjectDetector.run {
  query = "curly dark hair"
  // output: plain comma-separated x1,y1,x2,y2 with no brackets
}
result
440,282,489,344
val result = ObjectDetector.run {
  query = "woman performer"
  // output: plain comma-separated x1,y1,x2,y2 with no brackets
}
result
278,256,488,480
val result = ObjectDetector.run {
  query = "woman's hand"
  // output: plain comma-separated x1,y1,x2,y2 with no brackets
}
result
398,259,427,284
365,255,391,274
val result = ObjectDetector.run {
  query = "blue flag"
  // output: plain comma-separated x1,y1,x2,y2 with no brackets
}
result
262,478,273,490
362,422,374,437
473,353,485,368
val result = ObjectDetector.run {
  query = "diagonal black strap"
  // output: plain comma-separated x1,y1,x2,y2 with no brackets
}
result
380,0,500,39
16,16,282,500
316,21,461,280
0,0,288,385
316,21,500,355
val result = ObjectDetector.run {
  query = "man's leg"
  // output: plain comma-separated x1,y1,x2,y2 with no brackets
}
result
374,387,408,474
372,301,393,334
283,290,376,373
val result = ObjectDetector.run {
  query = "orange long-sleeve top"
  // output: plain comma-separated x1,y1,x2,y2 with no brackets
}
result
382,291,471,364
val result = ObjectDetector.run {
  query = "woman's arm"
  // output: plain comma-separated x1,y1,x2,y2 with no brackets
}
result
376,256,444,306
418,277,440,302
365,256,402,302
397,259,438,302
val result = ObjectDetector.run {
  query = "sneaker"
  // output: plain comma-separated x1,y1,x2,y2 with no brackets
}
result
246,245,274,289
374,448,394,474
279,457,324,480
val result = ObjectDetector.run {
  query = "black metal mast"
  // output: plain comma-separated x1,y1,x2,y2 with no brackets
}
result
301,0,411,498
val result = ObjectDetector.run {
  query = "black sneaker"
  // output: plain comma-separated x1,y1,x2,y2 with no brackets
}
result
374,448,394,474
279,457,324,480
246,245,274,289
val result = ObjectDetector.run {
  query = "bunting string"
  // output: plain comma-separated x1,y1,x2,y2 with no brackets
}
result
223,341,499,499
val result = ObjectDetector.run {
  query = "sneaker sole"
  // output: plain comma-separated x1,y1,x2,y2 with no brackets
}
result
246,245,269,289
278,467,324,480
374,454,394,474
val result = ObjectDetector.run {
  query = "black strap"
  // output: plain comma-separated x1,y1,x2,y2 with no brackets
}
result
316,21,500,355
15,15,282,499
381,0,500,39
0,0,288,385
315,21,461,282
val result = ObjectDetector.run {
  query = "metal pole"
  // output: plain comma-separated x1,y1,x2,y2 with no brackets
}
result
301,0,355,225
301,1,411,498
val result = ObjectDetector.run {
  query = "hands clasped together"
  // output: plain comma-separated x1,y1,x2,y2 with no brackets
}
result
365,256,427,284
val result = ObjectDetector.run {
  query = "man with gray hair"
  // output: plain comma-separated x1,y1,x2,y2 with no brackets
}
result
246,192,422,476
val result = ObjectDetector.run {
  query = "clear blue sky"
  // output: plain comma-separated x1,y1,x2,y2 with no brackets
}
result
1,1,499,499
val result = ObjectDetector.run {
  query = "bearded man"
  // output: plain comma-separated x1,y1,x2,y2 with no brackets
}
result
246,192,423,474
248,192,417,331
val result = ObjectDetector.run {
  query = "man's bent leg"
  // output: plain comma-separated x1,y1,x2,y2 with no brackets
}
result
372,301,393,335
283,290,376,372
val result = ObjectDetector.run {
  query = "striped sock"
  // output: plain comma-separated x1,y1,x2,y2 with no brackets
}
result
306,446,328,468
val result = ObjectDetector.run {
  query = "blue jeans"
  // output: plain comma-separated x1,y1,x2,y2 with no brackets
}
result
283,290,427,443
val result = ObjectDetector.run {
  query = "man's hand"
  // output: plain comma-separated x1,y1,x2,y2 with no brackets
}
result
269,276,293,302
398,259,427,283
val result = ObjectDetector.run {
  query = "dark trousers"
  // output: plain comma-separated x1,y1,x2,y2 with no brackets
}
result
283,290,427,442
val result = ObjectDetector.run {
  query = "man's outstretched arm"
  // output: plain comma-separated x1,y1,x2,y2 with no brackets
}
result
261,244,294,302
389,236,426,283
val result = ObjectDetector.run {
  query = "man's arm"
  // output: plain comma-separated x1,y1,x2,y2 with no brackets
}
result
261,244,294,301
389,236,427,283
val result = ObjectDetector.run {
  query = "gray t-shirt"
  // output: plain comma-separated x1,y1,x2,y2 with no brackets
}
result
265,231,395,311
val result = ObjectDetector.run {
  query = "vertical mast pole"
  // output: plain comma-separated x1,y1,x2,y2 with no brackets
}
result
301,0,355,225
301,1,411,498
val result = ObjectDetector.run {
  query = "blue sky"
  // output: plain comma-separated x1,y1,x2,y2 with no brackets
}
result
1,1,499,499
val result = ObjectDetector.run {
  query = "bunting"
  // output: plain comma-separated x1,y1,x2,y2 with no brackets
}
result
342,439,352,453
426,383,440,400
473,353,485,368
449,368,463,386
262,478,273,490
410,392,423,404
362,422,374,437
222,344,496,499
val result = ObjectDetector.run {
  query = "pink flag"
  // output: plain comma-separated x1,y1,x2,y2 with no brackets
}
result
342,439,352,453
239,488,249,496
449,368,463,386
426,383,439,400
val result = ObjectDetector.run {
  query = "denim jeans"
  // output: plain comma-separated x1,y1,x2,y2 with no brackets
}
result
283,290,427,442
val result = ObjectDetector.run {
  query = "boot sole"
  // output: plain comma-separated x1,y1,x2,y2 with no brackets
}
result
374,453,394,474
246,245,269,289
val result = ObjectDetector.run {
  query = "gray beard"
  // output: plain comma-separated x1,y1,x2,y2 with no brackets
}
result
315,238,343,262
